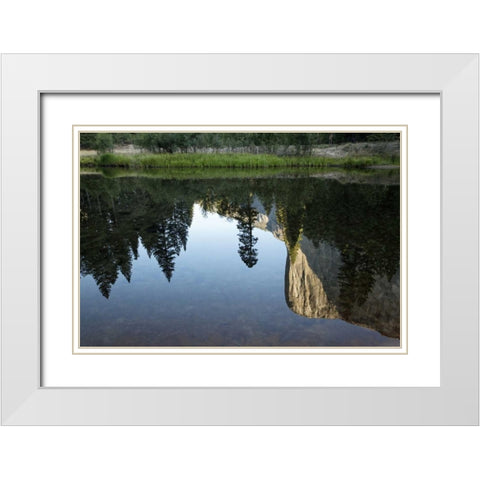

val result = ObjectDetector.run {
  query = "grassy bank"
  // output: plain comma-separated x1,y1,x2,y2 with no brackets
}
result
80,166,400,185
80,152,399,169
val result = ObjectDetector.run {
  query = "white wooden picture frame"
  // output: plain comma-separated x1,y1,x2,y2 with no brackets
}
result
1,54,478,425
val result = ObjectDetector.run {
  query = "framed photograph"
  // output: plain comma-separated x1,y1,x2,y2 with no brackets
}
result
1,54,478,424
73,124,406,356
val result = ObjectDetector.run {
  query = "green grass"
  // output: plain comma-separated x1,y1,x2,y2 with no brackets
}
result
80,152,399,169
80,166,400,185
82,166,318,179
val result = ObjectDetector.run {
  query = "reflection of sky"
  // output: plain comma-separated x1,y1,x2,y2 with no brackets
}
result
81,204,399,347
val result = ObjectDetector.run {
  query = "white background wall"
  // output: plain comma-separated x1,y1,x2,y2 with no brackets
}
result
1,2,478,479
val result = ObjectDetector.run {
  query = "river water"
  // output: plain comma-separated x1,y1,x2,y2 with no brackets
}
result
80,168,400,347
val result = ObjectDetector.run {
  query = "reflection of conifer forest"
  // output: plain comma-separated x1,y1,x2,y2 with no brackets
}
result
80,174,400,337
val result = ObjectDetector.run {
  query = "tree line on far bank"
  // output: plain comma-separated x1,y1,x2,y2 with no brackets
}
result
80,132,400,155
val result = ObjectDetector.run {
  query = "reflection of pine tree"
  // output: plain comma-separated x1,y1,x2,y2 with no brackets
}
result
80,243,120,299
275,204,305,264
236,203,259,268
173,201,192,252
141,202,193,281
199,187,216,217
118,249,133,283
95,265,119,298
337,246,376,319
152,221,177,282
81,177,195,295
80,197,125,299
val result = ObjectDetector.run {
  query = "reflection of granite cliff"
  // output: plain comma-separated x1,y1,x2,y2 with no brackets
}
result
284,249,339,319
301,237,400,338
254,199,400,339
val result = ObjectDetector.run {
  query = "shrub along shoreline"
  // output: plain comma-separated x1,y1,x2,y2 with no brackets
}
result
80,152,400,169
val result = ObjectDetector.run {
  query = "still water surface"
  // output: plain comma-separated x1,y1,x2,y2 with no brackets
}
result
80,169,400,347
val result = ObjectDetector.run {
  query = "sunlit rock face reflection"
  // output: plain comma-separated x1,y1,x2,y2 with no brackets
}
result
286,238,400,338
254,203,400,339
285,248,340,319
